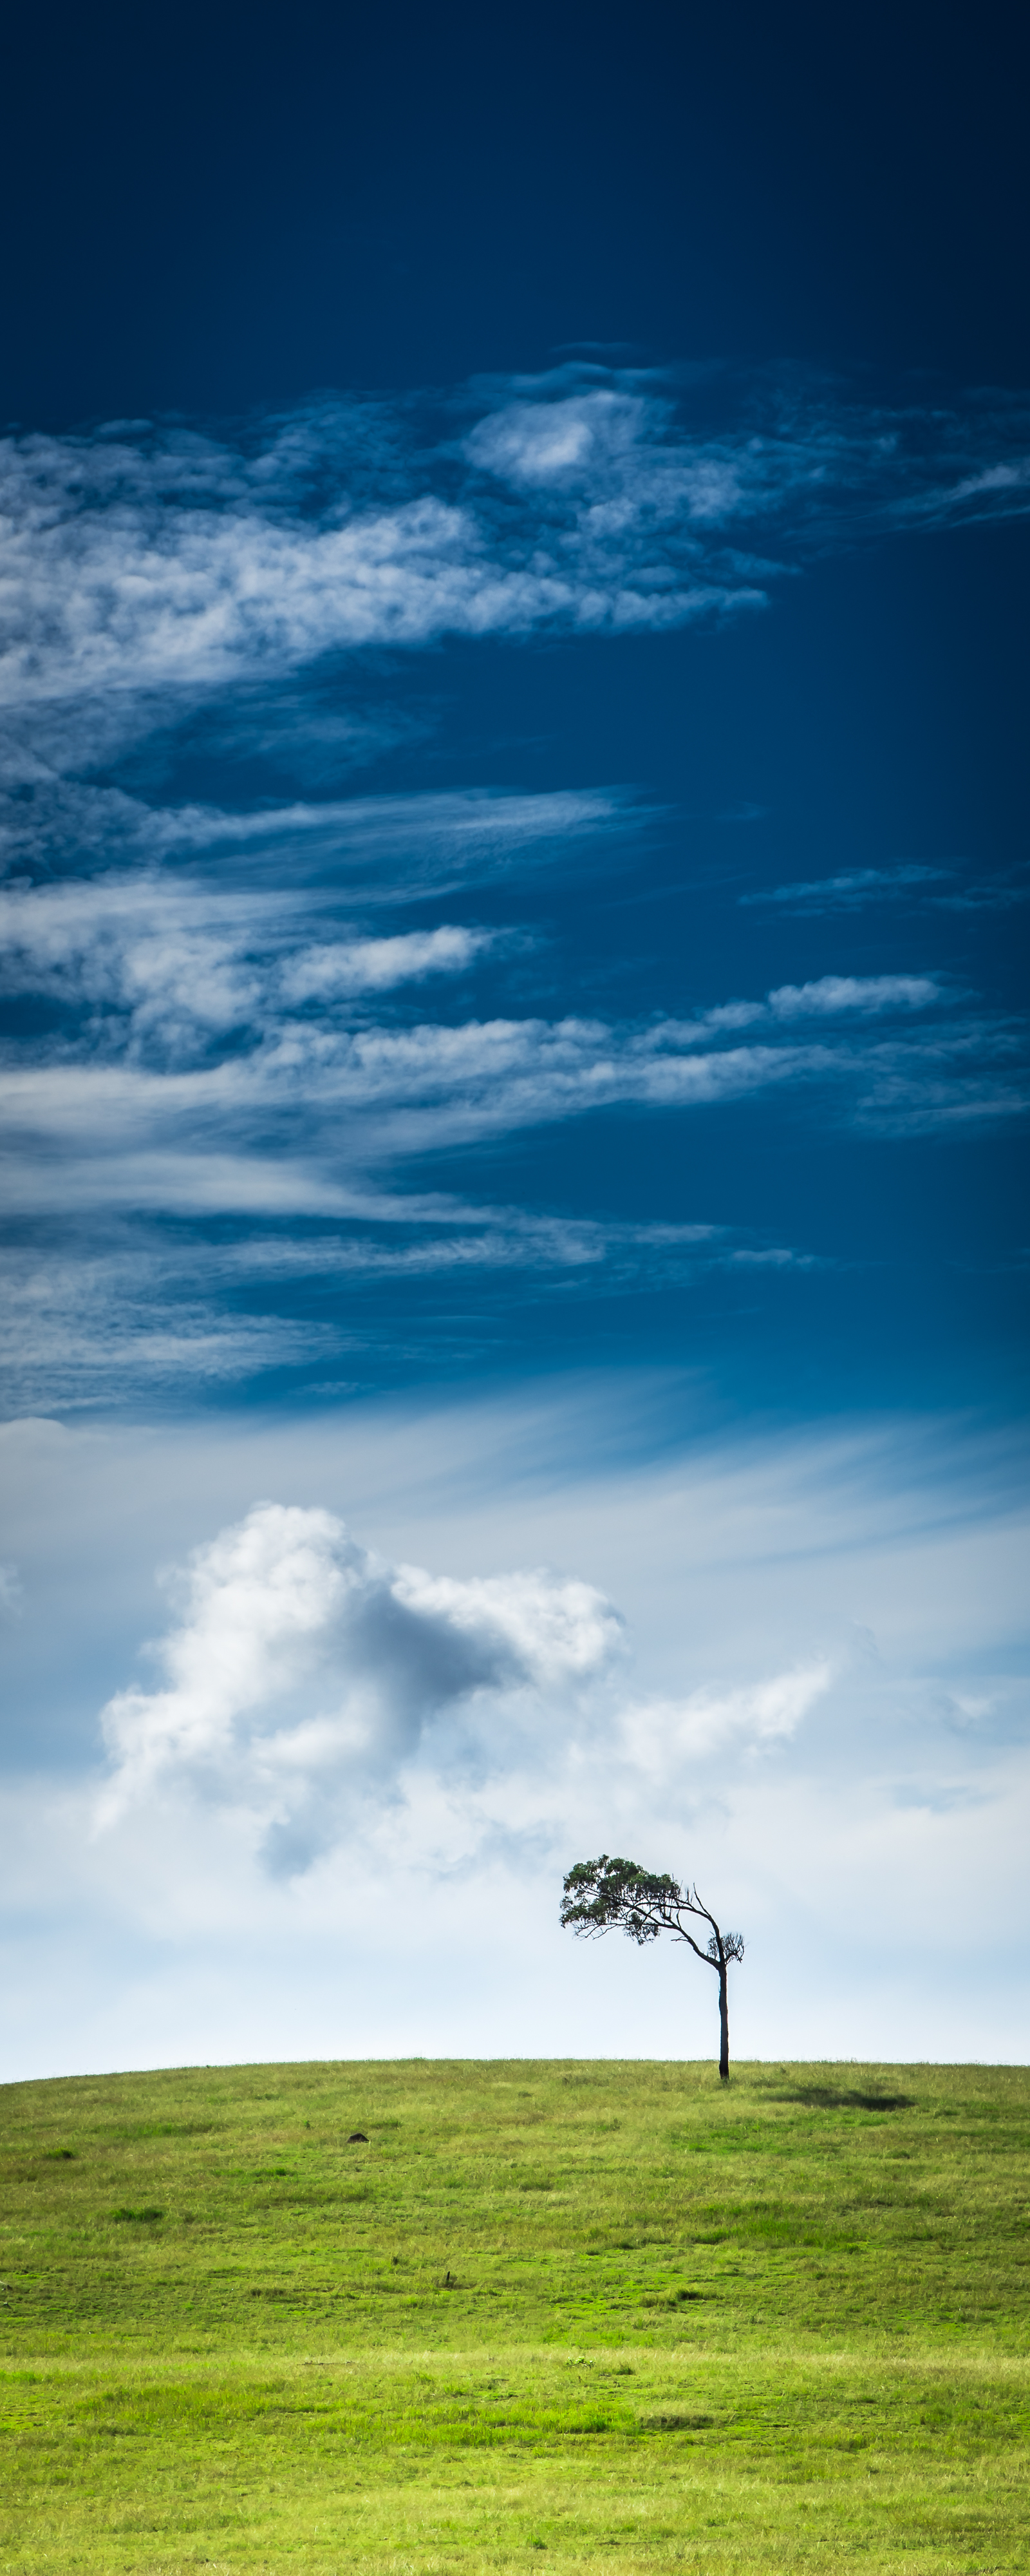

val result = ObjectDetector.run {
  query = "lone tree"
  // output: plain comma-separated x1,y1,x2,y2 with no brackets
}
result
560,1855,744,2082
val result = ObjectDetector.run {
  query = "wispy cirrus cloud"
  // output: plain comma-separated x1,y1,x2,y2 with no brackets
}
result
3,365,1027,1419
0,869,1011,1227
0,963,979,1218
742,866,953,913
0,1252,330,1410
0,867,954,1070
0,1213,810,1414
280,924,498,1001
670,974,944,1037
0,869,507,1050
0,768,640,890
2,968,1017,1409
1,832,1022,1411
1,370,1027,742
742,864,1030,916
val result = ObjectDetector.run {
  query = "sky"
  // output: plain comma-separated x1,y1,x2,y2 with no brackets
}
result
1,0,1027,2078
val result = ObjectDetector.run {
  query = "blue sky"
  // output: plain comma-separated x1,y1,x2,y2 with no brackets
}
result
1,2,1027,2075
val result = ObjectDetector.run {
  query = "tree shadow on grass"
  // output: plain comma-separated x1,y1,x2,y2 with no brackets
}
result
777,2086,915,2112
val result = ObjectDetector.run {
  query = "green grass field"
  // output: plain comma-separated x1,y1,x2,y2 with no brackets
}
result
1,2058,1026,2573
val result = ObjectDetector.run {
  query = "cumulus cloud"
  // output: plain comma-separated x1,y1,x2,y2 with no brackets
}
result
93,1497,848,1889
79,1423,1024,1926
97,1502,624,1866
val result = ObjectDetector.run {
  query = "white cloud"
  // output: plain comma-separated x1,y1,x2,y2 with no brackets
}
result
0,870,1015,1412
0,1027,849,1222
1,374,1025,732
0,1247,324,1410
0,879,953,1101
467,394,610,482
0,406,739,728
620,1664,832,1770
0,1216,744,1412
0,963,979,1226
767,974,941,1017
740,863,1030,919
0,874,496,1050
0,373,1025,1423
0,770,637,889
97,1501,624,1858
651,974,946,1044
740,866,953,913
281,924,492,1000
82,1497,901,1908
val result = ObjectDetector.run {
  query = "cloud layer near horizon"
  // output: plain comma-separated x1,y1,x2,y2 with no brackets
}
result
1,1392,1026,2071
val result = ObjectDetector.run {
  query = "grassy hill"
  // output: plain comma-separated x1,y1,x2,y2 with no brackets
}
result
1,2057,1027,2571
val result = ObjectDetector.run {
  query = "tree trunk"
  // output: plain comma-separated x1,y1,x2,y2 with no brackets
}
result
718,1962,729,2081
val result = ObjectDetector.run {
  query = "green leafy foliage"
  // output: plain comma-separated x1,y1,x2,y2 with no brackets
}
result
559,1855,744,1964
560,1856,684,1940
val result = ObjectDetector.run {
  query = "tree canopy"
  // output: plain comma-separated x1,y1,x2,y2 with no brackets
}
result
560,1854,744,2080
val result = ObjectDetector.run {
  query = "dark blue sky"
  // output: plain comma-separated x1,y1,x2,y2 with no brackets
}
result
1,1,1027,1428
5,1,1027,411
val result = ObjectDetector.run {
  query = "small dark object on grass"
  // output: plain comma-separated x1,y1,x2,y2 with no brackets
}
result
44,2148,76,2160
560,1855,744,2081
444,2268,456,2287
346,2131,368,2143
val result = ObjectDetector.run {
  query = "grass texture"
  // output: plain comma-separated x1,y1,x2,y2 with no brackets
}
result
0,2056,1027,2572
